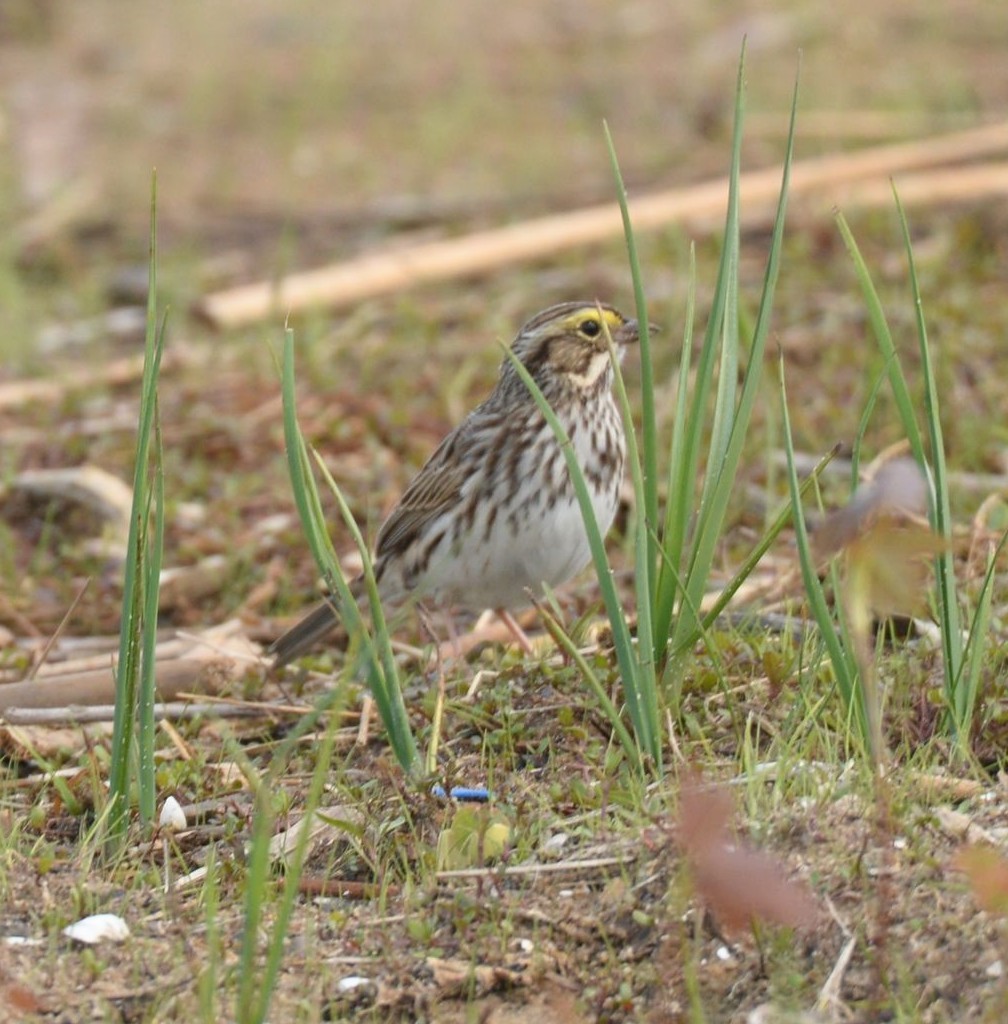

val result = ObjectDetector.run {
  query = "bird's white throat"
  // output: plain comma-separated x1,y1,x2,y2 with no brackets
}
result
566,349,613,389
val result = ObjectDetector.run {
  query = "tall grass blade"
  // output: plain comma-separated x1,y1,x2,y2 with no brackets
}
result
603,121,657,593
108,172,166,846
198,850,220,1023
137,407,165,824
667,52,797,672
235,783,275,1022
654,247,696,656
837,202,967,741
503,346,660,770
892,189,965,734
313,455,418,772
249,695,345,1022
834,214,923,459
603,316,660,767
778,352,866,741
280,329,419,774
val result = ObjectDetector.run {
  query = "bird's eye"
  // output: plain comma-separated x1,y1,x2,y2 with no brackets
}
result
579,319,601,338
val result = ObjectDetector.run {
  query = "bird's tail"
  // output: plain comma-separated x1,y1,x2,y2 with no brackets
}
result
269,598,342,668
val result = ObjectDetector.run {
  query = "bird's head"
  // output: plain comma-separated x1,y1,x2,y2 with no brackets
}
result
506,302,644,394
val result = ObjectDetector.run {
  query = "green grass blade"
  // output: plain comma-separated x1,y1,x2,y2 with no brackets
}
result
834,212,925,463
956,535,1003,745
688,48,746,541
137,398,165,825
654,246,697,660
280,331,339,573
280,329,418,774
603,121,657,592
198,850,220,1024
603,316,661,771
236,785,276,1022
664,51,745,661
108,171,166,847
535,601,642,772
313,455,419,774
503,346,658,770
892,188,965,731
672,63,797,657
778,351,865,741
250,693,345,1022
850,362,892,492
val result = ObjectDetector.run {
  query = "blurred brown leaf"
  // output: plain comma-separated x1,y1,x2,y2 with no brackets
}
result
811,457,945,618
812,457,931,562
954,845,1008,917
847,521,947,618
678,778,818,934
0,976,43,1017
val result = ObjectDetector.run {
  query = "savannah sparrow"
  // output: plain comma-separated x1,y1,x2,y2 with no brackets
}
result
270,301,644,666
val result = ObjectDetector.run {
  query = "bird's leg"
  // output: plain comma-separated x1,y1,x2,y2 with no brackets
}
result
495,608,535,656
418,605,451,773
418,604,467,663
356,693,374,746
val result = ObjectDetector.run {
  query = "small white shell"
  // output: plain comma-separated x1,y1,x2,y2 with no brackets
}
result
336,976,371,993
62,913,130,945
159,796,187,832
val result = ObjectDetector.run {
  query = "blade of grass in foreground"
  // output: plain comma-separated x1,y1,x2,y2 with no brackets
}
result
836,205,966,743
503,345,660,772
604,120,657,596
240,691,346,1023
107,172,166,847
312,453,418,771
602,312,660,766
893,189,966,738
198,849,220,1024
137,411,165,825
649,49,747,670
778,351,866,744
672,60,798,666
280,328,418,774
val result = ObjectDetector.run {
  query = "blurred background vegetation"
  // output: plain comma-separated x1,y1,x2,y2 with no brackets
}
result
1,0,1006,621
2,0,1004,339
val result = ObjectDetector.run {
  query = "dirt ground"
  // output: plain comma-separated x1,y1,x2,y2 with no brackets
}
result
2,2,1008,1022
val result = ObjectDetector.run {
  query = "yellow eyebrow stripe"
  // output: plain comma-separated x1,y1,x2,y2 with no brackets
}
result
557,308,623,332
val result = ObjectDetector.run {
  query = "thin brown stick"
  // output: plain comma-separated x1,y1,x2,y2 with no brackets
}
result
297,877,395,899
0,658,231,713
172,691,320,716
0,701,262,725
0,348,188,412
436,854,635,880
194,121,1008,329
746,110,977,141
828,160,1008,212
26,578,91,682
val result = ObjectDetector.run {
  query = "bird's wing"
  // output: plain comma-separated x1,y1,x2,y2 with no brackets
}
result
373,428,470,558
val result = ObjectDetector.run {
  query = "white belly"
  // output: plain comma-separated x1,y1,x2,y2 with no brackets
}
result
414,407,623,610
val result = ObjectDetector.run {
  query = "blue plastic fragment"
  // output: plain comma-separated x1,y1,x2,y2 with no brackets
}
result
430,785,490,802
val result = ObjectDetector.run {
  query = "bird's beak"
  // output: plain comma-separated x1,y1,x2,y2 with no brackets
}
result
616,319,659,345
